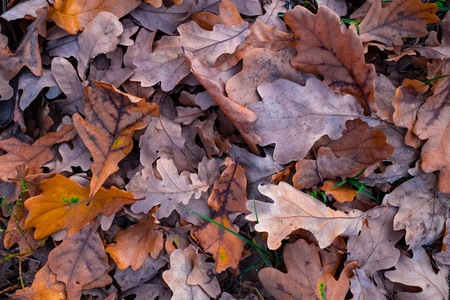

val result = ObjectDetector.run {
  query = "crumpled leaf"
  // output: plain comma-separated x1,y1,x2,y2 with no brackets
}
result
387,171,448,248
106,209,164,270
75,11,123,79
12,264,66,299
248,78,364,164
246,182,365,249
73,80,158,199
185,51,261,154
0,125,76,181
128,157,218,218
47,0,141,35
24,174,135,240
358,0,439,45
346,206,403,276
162,247,210,300
412,60,450,194
47,222,110,299
385,247,449,300
284,6,376,115
259,239,358,299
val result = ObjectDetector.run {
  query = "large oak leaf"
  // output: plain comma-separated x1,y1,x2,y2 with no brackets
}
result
284,6,376,115
246,182,365,249
24,174,135,240
73,80,158,199
247,78,364,164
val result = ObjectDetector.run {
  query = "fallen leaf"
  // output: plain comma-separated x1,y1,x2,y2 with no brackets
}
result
259,239,358,299
24,174,135,240
385,247,449,299
246,182,365,249
0,125,76,181
162,247,210,299
248,78,364,164
284,6,376,114
191,0,244,30
44,136,92,173
412,60,450,194
350,267,386,300
228,0,262,16
12,264,66,299
317,0,347,17
106,209,164,270
346,206,403,275
387,171,448,248
75,11,123,79
257,0,287,32
47,221,110,299
47,0,141,35
18,69,60,111
186,248,221,298
321,179,358,202
358,0,439,45
435,218,450,265
73,80,158,199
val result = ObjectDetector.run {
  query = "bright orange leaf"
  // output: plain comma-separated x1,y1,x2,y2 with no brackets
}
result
24,174,135,240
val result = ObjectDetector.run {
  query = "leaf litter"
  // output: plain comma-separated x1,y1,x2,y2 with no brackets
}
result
0,0,449,299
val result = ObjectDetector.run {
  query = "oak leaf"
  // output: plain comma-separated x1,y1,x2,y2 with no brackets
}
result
257,0,288,32
44,136,91,173
259,239,358,299
75,12,123,79
191,0,245,30
162,247,210,299
24,174,135,240
358,0,439,45
317,0,347,17
128,157,218,218
346,206,403,276
435,218,450,265
228,0,262,16
321,179,358,203
47,222,110,299
412,60,450,194
73,80,158,199
284,6,376,114
186,249,221,298
248,78,364,164
12,264,66,299
106,209,163,270
387,171,448,248
246,182,365,249
385,247,449,299
47,0,141,35
350,268,386,300
0,125,76,181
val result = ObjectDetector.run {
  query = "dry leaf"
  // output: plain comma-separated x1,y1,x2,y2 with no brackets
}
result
385,247,449,299
47,222,109,299
358,0,439,45
257,0,287,32
106,210,164,270
24,174,135,240
191,0,245,30
350,267,386,300
246,182,365,249
284,6,376,115
73,80,158,199
321,179,358,202
248,78,364,164
47,0,141,35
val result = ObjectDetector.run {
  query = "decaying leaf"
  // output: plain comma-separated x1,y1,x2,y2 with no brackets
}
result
350,268,386,300
248,78,364,164
47,222,110,299
385,247,449,299
191,0,245,30
106,209,164,270
246,182,365,249
0,125,76,181
358,0,439,45
259,239,358,299
24,174,135,239
284,6,376,114
73,80,158,199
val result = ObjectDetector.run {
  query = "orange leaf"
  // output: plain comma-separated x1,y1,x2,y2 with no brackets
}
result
321,179,358,203
0,125,76,181
284,6,376,115
208,160,250,215
193,214,245,273
106,210,164,270
73,80,158,198
191,0,245,30
47,0,141,35
24,174,135,240
12,264,66,299
47,221,110,299
358,0,439,45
